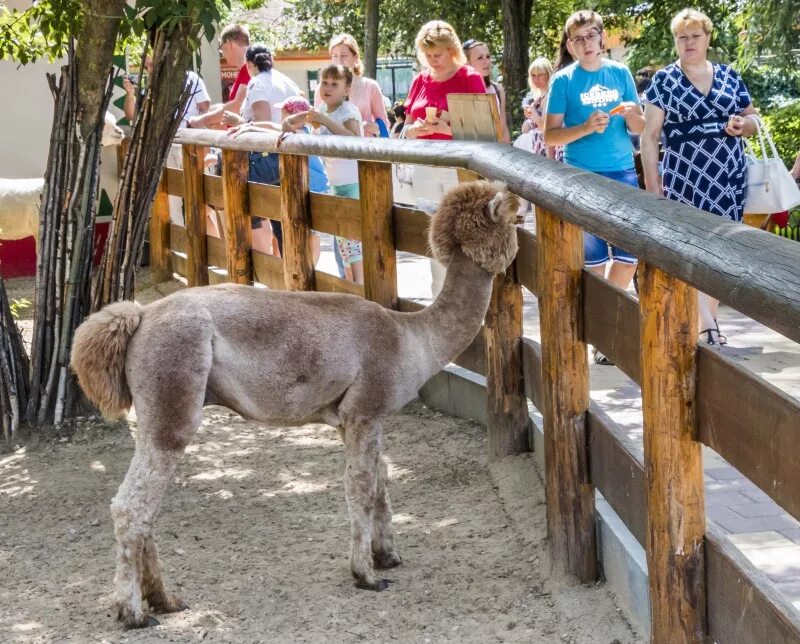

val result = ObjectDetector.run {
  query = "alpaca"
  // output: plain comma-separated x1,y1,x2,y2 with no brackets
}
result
70,180,520,629
0,111,124,248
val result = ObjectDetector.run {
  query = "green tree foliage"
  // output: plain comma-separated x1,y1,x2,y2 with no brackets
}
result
759,101,800,169
739,0,800,72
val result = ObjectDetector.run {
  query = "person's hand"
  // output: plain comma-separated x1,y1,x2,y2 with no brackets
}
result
203,152,218,169
300,108,324,127
585,109,609,134
122,77,136,95
419,117,450,136
226,122,256,138
612,101,639,118
523,105,534,120
725,114,746,137
187,115,207,129
221,111,244,127
364,121,380,137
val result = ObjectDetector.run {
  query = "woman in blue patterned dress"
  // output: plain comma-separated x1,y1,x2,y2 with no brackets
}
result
641,8,758,347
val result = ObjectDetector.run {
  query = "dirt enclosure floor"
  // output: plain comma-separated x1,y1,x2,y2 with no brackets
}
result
0,278,639,643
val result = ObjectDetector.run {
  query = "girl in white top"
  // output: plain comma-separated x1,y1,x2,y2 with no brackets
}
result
284,63,364,283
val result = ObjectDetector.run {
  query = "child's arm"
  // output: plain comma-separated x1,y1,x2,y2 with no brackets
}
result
307,109,359,136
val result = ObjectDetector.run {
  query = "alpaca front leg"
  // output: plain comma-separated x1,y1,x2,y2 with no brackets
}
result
343,421,387,591
372,454,402,569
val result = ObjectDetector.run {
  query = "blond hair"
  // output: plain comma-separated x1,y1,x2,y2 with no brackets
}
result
414,20,466,68
670,8,713,35
527,57,553,93
328,33,364,76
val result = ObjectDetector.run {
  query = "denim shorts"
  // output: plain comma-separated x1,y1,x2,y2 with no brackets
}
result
249,152,280,230
584,168,638,266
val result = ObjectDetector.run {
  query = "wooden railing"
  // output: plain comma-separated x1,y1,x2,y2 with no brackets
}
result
160,129,800,643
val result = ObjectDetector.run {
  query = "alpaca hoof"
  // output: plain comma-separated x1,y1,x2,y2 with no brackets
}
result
119,608,160,630
374,551,403,569
149,593,188,614
354,576,392,592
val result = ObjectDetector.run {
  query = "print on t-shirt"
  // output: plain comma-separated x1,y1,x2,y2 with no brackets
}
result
580,84,620,109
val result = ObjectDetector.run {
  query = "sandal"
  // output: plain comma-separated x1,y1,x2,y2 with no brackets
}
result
592,347,614,366
714,321,728,346
700,328,726,348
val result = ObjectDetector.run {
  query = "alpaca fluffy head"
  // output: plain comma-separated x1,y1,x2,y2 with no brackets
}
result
428,181,520,274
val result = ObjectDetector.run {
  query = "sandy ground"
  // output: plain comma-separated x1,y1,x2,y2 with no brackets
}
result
0,273,639,643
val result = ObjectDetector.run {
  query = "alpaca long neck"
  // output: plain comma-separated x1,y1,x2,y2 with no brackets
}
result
414,249,494,370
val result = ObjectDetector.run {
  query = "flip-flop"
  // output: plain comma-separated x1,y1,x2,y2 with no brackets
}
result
592,348,614,366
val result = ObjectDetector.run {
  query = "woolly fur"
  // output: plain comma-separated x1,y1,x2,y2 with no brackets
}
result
428,181,519,275
70,301,142,420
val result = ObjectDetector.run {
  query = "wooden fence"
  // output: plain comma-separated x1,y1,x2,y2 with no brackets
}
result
157,129,800,643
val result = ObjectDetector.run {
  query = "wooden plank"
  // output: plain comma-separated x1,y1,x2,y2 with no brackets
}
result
207,235,226,269
149,175,171,282
393,206,432,258
520,337,543,412
536,206,597,581
315,271,364,297
707,522,800,643
165,167,183,197
639,263,706,642
249,181,281,224
586,404,647,547
221,149,253,284
252,250,285,289
203,174,223,208
397,297,425,313
181,145,208,287
453,330,487,377
447,93,504,143
359,161,398,309
697,346,800,523
582,270,641,383
584,405,800,643
484,266,528,460
516,229,539,296
279,154,315,291
309,192,362,239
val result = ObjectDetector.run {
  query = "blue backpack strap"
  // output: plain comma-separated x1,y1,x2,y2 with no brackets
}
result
376,118,390,138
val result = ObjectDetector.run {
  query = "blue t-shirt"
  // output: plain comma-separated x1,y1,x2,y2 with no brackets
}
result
301,125,330,193
547,59,639,172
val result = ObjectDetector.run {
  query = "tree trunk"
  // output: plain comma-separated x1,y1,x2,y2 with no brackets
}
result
94,19,197,307
26,0,125,428
500,0,532,131
363,0,380,79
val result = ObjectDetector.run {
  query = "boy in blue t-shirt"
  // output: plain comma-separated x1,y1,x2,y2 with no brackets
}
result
545,10,645,318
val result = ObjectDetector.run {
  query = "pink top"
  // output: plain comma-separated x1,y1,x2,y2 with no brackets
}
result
404,65,487,140
315,75,388,127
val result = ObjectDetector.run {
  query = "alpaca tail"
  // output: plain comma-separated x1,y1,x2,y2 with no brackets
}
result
70,301,143,420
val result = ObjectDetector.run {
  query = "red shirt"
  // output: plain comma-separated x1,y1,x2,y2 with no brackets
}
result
404,65,486,140
229,65,250,105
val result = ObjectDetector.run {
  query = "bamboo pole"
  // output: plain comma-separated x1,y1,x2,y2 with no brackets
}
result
221,149,253,284
639,262,706,643
279,154,314,291
358,161,397,309
182,144,208,287
536,207,597,582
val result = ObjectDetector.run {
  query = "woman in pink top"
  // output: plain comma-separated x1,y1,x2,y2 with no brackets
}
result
403,20,486,141
315,33,388,137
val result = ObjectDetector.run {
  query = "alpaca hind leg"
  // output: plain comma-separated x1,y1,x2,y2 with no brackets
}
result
111,445,183,628
372,454,402,569
142,534,187,614
343,419,387,591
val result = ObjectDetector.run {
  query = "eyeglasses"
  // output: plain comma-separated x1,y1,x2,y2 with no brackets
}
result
569,30,601,47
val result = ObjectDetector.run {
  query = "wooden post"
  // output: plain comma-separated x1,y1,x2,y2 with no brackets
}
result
221,149,253,284
536,207,597,582
149,174,171,282
181,144,208,287
484,266,528,460
358,161,397,309
639,262,706,643
279,154,314,291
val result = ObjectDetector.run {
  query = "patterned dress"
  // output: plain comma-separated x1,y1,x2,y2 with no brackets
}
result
645,63,752,221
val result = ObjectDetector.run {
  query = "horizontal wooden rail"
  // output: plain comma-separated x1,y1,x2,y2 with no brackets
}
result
175,128,800,345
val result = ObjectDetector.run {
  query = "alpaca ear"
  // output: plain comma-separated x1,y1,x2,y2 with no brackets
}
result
486,191,504,222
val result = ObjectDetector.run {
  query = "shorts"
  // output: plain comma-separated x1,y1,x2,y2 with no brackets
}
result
584,168,638,266
249,152,280,230
332,183,362,265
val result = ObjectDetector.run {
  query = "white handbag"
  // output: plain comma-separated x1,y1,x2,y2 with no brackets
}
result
743,118,800,214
